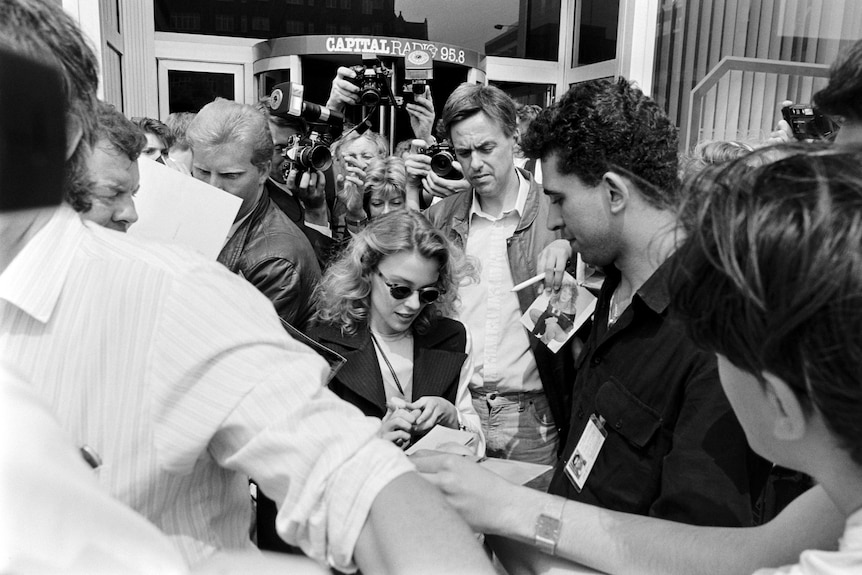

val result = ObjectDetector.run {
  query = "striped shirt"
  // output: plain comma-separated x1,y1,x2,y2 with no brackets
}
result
0,206,413,570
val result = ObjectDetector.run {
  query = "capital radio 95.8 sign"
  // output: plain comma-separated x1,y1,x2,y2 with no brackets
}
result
322,36,480,68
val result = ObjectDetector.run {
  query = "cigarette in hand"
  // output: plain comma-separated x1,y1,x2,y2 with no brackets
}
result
511,272,545,292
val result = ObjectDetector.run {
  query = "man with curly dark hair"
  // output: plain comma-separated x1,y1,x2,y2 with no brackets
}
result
519,77,767,527
413,144,854,575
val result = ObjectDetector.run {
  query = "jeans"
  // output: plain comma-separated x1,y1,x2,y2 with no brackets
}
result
471,389,559,469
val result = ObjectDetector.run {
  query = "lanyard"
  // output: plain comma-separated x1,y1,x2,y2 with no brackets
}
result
370,332,405,396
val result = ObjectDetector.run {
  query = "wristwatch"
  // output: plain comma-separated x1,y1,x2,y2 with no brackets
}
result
534,502,564,556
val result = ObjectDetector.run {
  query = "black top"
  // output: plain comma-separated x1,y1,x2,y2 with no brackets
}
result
548,257,769,527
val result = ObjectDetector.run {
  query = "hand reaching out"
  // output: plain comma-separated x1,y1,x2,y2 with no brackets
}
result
325,66,360,112
286,168,327,211
536,239,572,293
336,157,368,220
405,89,435,143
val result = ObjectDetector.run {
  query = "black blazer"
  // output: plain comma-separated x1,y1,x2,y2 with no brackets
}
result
256,316,469,554
308,317,469,419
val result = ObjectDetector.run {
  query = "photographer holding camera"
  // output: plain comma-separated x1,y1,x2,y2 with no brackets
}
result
765,38,862,147
257,99,334,267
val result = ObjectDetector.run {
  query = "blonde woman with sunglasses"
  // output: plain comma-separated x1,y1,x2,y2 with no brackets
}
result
310,210,484,455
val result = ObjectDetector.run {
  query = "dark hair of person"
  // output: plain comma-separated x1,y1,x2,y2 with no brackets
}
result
670,143,862,465
0,0,100,213
313,210,472,336
441,83,518,140
131,117,172,149
813,38,862,121
94,101,146,162
522,77,680,210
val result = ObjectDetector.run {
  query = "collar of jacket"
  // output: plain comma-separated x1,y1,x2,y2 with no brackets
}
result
448,167,541,239
313,319,467,415
218,190,270,272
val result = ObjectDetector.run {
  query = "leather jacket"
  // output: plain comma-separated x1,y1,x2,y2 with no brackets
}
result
218,192,321,331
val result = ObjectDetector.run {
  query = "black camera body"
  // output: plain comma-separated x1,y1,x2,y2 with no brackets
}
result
281,134,333,178
349,54,400,108
420,142,460,180
269,82,344,176
781,104,839,141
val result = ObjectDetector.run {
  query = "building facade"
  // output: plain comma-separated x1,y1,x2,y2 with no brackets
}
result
61,0,860,150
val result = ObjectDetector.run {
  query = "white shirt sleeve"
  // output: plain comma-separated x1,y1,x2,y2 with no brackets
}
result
152,263,414,572
455,326,486,457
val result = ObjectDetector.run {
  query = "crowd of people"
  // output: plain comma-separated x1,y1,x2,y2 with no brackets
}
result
2,0,862,573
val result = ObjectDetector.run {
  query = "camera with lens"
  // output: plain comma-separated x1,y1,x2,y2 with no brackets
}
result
419,142,460,180
349,54,400,108
401,49,433,106
781,104,839,141
268,81,345,176
280,134,333,178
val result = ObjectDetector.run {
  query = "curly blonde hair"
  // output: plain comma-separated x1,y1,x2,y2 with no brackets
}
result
363,156,407,214
314,210,474,335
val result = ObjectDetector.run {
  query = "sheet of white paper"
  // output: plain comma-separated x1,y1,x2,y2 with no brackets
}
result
129,159,241,260
404,425,477,455
479,457,553,487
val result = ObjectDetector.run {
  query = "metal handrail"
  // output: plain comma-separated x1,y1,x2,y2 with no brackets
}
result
685,56,831,150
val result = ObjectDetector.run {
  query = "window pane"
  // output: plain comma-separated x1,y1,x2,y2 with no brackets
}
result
575,0,618,66
167,70,235,114
155,0,561,61
490,80,554,108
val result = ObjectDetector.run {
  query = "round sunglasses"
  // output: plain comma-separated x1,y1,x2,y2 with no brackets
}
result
377,270,441,304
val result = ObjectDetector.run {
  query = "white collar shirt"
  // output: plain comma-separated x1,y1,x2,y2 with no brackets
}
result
0,206,412,570
458,169,541,394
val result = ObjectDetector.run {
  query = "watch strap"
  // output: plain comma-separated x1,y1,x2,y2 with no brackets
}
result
534,501,565,556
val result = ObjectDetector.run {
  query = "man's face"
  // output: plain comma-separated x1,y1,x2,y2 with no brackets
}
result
339,137,381,171
450,111,517,198
269,122,302,183
192,140,269,222
141,132,167,161
82,140,140,232
542,152,618,267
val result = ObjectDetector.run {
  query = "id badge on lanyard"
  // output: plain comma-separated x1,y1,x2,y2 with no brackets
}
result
564,414,607,492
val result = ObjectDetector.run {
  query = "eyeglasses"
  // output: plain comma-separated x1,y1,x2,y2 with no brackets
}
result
377,271,441,304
